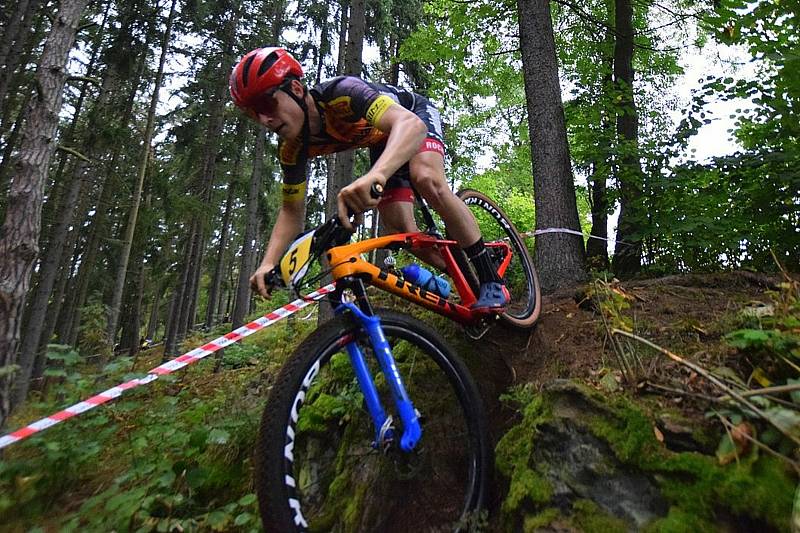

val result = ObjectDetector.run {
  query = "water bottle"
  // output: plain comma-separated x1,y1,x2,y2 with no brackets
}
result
401,264,451,299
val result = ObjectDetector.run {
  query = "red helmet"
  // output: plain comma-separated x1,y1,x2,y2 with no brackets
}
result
229,47,303,109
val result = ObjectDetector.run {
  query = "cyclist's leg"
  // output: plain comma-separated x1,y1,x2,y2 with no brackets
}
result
406,96,508,310
377,199,447,270
408,150,509,310
407,150,477,246
369,142,446,270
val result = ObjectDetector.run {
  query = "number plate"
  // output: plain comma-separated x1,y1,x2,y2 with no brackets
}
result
280,229,315,286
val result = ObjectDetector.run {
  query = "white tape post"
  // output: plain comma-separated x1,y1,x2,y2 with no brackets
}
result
0,284,337,450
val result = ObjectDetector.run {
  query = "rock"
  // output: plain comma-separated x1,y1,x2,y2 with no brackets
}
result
655,413,707,453
533,405,668,529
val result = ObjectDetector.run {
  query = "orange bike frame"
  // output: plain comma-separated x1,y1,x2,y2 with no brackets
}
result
327,232,512,326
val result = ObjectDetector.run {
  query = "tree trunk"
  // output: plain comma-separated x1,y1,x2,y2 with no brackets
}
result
206,119,246,329
517,0,586,293
13,0,150,402
232,126,266,328
0,0,41,117
107,0,177,344
164,234,193,357
586,39,614,270
30,206,85,387
0,0,89,428
12,148,92,405
0,92,30,195
206,180,235,328
145,276,164,341
611,0,644,279
176,221,201,344
56,2,148,348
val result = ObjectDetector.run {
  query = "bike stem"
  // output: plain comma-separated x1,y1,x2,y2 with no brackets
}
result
334,287,422,452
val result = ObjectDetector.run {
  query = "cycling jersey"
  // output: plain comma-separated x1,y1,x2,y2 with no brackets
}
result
279,76,444,203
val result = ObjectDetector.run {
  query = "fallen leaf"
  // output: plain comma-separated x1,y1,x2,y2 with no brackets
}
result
600,372,620,392
751,367,772,388
730,422,754,448
653,426,664,443
716,422,753,465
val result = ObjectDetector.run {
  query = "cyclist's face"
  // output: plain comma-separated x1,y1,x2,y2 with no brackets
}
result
247,82,304,140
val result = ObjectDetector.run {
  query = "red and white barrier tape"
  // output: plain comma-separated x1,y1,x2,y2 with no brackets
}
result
523,227,632,245
0,283,337,450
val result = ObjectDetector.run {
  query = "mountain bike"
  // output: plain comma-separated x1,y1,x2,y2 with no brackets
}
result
255,188,541,532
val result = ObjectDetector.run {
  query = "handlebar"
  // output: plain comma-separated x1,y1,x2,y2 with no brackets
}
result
264,182,384,291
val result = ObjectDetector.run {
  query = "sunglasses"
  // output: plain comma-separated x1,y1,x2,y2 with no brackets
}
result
245,84,285,117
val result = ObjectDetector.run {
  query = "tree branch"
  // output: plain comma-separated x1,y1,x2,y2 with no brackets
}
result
718,383,800,404
612,329,800,448
66,75,101,87
552,0,696,53
78,21,98,32
57,145,91,163
552,0,615,34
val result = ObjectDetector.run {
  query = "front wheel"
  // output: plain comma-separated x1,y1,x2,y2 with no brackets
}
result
255,309,491,532
457,188,542,329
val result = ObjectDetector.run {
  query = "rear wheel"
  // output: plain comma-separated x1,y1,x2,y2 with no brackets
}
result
457,188,541,329
255,309,491,532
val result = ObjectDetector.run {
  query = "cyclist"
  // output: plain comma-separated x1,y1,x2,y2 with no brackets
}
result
229,46,509,311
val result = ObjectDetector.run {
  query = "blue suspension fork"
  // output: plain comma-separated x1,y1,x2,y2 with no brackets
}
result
334,298,422,453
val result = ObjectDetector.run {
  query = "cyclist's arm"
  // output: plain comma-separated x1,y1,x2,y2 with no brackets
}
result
251,199,305,297
369,104,427,185
337,104,426,229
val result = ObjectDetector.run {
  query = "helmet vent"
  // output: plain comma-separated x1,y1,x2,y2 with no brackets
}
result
257,51,280,77
241,54,257,88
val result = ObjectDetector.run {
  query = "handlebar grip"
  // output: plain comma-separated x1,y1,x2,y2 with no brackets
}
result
370,182,384,199
264,268,283,293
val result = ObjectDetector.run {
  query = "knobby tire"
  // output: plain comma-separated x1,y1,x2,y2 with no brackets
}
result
457,188,541,329
255,309,491,532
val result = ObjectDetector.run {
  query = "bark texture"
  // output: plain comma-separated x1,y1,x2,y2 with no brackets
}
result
232,127,266,329
611,0,644,278
517,0,586,292
0,0,89,427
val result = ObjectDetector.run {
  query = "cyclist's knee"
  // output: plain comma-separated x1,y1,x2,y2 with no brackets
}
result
412,173,451,211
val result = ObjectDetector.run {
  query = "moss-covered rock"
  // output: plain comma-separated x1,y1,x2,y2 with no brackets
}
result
495,380,796,532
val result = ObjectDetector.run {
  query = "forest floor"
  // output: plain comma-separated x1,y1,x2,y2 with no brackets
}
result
448,270,799,532
1,271,798,531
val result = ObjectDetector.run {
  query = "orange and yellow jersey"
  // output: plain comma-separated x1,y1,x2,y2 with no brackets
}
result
279,76,417,202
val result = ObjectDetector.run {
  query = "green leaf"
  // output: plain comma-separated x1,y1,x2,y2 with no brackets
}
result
715,434,739,465
186,466,208,489
725,329,771,349
234,512,255,526
207,428,230,445
157,468,176,488
766,407,800,439
238,493,257,506
206,511,230,531
189,429,208,448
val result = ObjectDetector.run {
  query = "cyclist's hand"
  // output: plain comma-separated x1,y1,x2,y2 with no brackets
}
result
250,264,278,298
337,175,384,231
